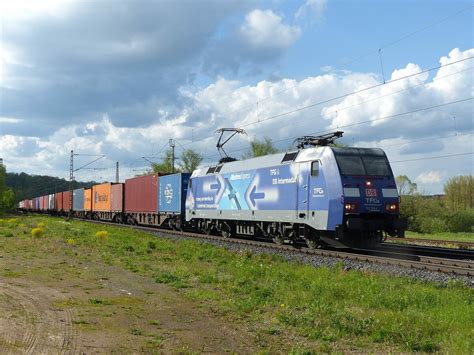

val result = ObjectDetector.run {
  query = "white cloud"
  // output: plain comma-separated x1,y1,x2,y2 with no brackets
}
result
2,47,472,194
240,9,301,49
295,0,327,20
416,171,444,184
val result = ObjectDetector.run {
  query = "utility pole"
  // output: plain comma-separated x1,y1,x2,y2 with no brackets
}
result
116,162,119,183
69,150,74,219
169,138,175,173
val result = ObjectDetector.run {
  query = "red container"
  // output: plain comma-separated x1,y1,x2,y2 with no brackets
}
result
125,174,159,213
42,196,48,210
55,192,63,211
39,196,45,210
63,190,72,211
111,183,124,211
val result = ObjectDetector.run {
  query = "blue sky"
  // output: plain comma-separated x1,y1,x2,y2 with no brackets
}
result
0,0,472,194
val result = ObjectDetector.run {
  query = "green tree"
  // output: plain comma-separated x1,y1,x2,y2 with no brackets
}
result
0,164,15,212
151,149,177,174
242,136,278,159
396,175,417,195
179,149,203,172
444,175,473,211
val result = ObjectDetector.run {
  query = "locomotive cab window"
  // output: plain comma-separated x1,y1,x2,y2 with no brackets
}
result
311,161,320,177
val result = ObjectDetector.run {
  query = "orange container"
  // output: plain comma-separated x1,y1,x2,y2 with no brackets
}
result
84,188,92,211
92,183,112,211
92,183,123,212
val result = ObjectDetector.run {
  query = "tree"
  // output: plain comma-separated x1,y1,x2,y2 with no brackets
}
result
0,164,15,212
151,149,176,174
444,175,473,211
396,175,417,195
179,149,203,172
242,136,278,159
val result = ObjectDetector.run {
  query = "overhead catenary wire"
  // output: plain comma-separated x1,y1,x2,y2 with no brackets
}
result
391,152,473,163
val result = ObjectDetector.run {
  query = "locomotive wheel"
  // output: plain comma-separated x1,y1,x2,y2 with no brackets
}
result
272,232,284,245
305,238,319,249
221,223,232,238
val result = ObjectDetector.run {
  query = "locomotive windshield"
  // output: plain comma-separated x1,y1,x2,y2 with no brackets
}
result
332,147,391,176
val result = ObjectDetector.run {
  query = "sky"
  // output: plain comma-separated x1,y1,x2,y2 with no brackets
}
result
0,0,473,194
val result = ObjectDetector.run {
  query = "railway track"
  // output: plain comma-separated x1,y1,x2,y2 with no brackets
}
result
386,236,474,249
80,219,474,277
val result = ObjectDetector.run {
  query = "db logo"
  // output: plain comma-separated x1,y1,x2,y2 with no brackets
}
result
164,184,173,204
365,188,377,197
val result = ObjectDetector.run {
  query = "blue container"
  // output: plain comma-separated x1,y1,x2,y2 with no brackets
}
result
73,188,84,211
35,197,40,210
158,173,191,213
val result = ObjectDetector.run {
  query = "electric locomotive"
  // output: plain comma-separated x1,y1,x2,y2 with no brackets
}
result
185,132,406,248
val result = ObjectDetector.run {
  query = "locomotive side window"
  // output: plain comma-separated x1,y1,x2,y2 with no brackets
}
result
311,161,319,177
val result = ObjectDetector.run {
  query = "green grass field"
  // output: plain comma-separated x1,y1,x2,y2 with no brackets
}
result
405,231,474,243
1,215,473,353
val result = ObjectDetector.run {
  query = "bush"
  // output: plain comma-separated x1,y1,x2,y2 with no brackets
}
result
416,217,448,234
446,210,474,232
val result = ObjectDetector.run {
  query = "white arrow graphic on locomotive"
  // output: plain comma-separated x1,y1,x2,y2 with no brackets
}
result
244,173,278,210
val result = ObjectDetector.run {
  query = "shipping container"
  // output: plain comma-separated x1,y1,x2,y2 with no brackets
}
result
159,173,191,213
73,188,84,211
125,174,159,213
43,196,49,210
111,184,124,211
29,199,33,209
34,197,39,210
84,188,92,211
48,194,55,210
39,196,45,210
63,190,72,211
92,183,123,211
55,192,63,211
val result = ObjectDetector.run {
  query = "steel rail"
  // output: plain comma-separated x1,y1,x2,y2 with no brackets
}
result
386,237,474,249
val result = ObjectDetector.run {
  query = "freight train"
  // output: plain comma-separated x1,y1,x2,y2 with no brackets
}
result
18,134,406,248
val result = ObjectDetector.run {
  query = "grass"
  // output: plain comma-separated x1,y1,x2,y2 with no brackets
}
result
405,231,474,243
1,215,473,353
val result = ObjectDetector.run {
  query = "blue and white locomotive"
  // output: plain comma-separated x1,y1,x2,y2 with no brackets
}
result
185,132,406,248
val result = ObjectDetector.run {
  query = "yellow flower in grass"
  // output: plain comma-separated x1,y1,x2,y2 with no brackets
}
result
31,228,43,238
96,231,109,239
67,238,76,246
37,222,46,228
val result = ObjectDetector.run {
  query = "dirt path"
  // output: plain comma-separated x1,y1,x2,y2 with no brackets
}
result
0,250,258,353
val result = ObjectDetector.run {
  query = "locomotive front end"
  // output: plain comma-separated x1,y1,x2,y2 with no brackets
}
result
332,147,407,247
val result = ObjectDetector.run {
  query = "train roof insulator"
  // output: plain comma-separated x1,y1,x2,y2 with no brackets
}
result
294,131,344,149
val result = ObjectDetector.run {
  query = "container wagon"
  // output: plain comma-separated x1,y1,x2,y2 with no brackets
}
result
124,174,160,225
158,173,191,229
92,183,124,221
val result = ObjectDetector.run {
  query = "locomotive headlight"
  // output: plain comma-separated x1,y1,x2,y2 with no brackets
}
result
385,203,398,212
366,180,372,187
344,203,357,212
